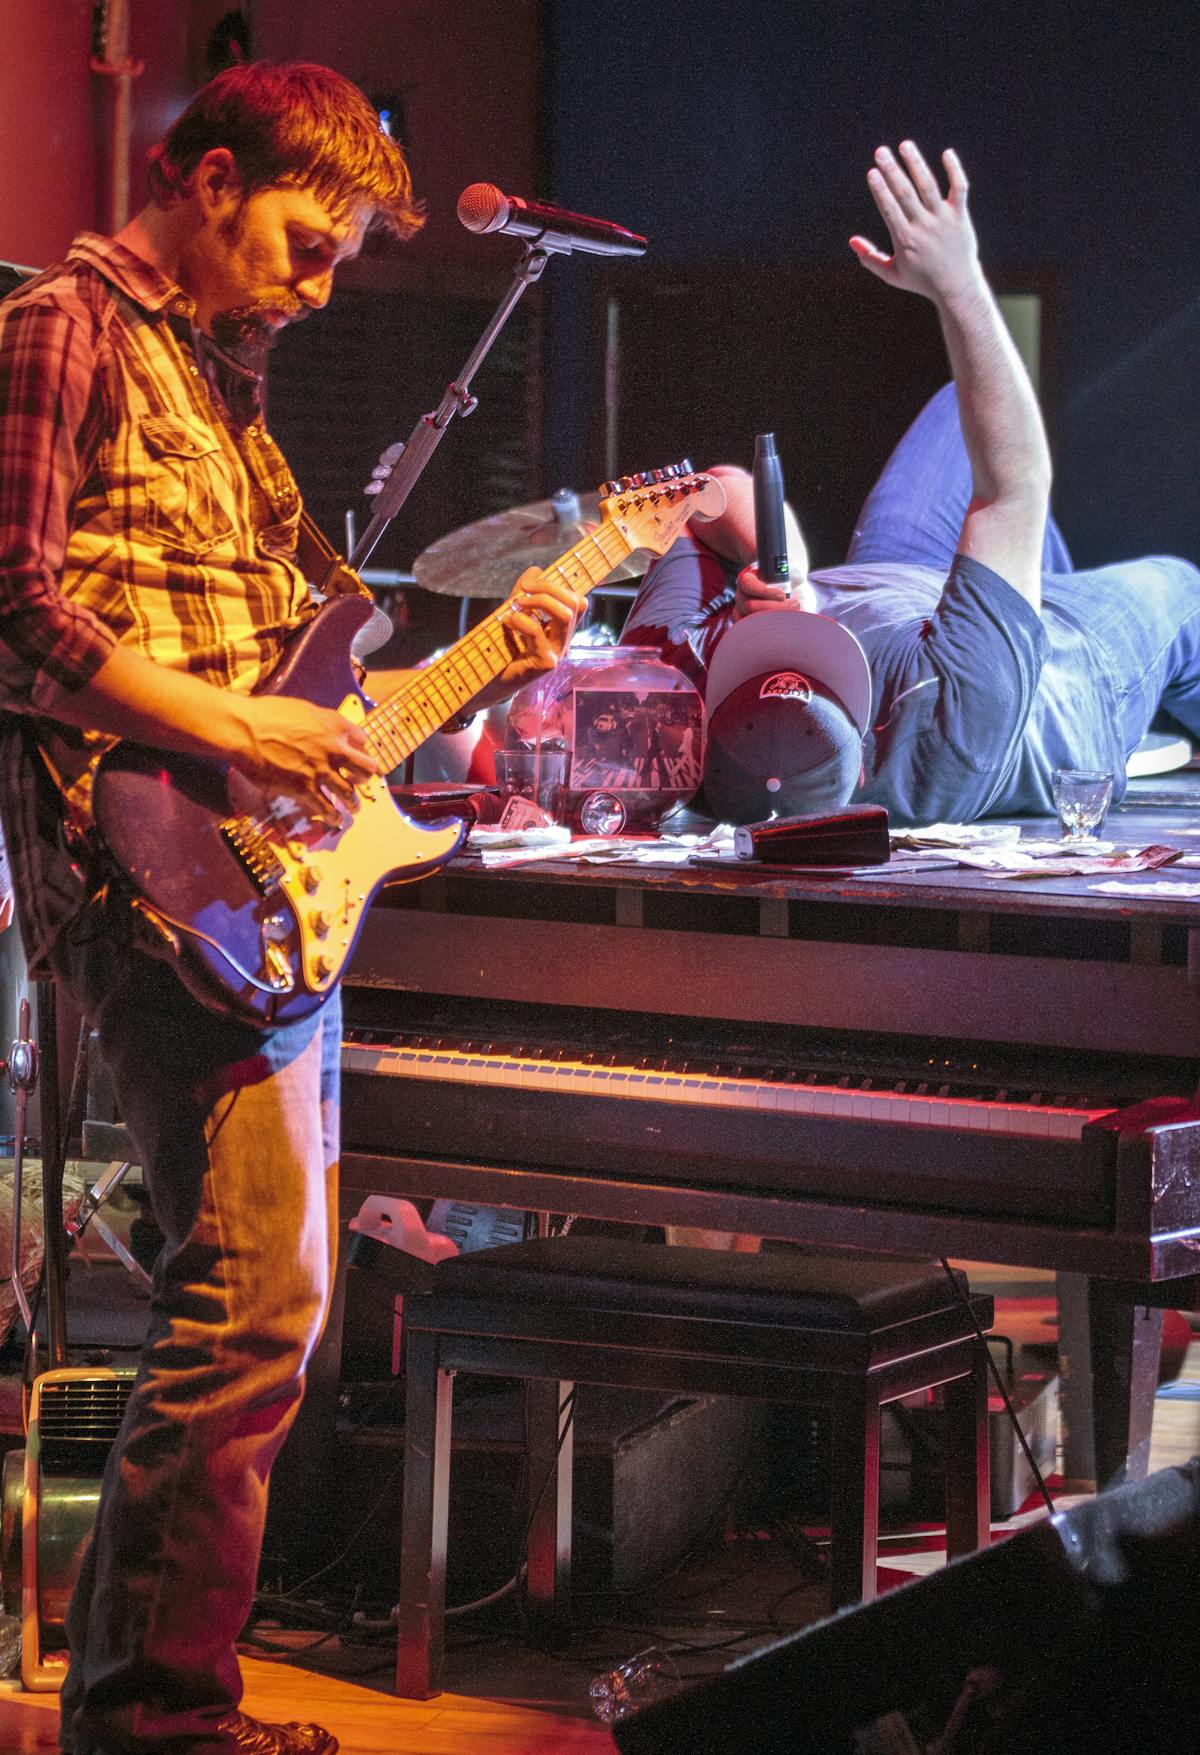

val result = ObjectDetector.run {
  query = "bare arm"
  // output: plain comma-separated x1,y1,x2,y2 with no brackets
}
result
44,641,380,817
53,555,583,804
692,466,818,618
849,143,1051,613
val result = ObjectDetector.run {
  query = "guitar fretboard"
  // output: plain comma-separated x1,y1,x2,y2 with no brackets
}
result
361,521,637,771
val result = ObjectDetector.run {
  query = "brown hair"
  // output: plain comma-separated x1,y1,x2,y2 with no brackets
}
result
147,61,424,239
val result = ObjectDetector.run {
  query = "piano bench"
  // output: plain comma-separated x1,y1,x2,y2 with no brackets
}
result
394,1238,994,1699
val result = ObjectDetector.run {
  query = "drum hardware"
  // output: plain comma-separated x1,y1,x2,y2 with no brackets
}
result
413,488,647,599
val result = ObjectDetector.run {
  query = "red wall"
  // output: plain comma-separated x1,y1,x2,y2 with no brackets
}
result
0,0,97,266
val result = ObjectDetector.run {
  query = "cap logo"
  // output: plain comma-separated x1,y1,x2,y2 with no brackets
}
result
759,670,812,703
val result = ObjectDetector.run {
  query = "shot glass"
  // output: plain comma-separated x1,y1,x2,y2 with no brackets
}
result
493,748,568,820
1051,767,1114,842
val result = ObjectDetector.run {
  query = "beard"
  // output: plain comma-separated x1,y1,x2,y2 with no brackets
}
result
210,296,306,351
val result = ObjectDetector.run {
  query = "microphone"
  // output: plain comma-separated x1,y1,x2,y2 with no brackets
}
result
752,431,790,590
457,183,647,258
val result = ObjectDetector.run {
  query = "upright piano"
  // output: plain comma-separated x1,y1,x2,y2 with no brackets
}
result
337,800,1200,1491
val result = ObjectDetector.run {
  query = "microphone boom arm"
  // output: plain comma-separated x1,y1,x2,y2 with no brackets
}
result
348,244,551,573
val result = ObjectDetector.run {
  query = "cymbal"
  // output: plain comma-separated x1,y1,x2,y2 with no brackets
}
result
412,488,648,599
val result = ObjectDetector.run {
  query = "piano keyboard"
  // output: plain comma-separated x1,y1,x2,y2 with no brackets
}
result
341,1027,1113,1142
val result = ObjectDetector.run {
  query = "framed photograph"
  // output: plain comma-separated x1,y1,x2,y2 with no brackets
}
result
570,689,704,793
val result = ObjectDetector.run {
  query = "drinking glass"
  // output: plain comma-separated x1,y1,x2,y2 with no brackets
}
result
1051,768,1114,842
494,749,568,819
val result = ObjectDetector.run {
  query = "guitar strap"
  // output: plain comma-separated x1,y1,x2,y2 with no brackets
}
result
295,510,373,603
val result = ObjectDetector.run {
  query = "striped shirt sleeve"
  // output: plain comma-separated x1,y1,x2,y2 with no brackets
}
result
0,295,118,711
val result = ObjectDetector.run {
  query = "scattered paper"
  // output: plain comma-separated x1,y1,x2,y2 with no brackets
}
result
1090,879,1200,899
891,822,1024,849
999,845,1180,880
466,823,572,852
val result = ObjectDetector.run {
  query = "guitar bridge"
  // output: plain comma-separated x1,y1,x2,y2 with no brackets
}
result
220,816,284,893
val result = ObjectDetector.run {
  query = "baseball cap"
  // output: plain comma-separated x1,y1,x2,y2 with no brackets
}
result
703,612,872,824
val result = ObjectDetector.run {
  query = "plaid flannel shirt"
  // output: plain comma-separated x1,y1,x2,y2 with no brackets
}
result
0,233,314,972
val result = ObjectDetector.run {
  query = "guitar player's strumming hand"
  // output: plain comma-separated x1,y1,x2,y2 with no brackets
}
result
38,640,379,824
227,692,379,819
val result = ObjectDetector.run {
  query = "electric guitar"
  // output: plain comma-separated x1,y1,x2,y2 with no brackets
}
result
90,467,725,1027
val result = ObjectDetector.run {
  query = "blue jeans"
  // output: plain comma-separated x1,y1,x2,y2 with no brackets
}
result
848,382,1200,759
52,902,341,1755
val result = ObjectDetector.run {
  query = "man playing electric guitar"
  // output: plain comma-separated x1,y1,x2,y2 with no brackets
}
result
0,63,585,1755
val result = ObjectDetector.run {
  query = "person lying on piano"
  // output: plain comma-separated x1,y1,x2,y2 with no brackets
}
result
623,141,1200,828
0,61,584,1755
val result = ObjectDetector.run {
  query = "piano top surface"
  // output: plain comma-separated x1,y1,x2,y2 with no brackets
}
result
413,776,1200,925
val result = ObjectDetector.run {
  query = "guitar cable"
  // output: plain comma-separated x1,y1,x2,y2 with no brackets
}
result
939,1257,1056,1518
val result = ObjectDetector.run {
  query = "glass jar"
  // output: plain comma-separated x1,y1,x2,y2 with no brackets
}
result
504,647,705,832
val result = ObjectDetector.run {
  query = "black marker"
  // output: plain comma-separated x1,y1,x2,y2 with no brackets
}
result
753,431,790,590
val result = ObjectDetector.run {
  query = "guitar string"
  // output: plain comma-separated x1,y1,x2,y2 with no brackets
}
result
362,521,633,769
239,522,630,841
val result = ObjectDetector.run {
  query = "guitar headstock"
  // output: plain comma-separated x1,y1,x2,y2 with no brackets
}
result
596,463,726,557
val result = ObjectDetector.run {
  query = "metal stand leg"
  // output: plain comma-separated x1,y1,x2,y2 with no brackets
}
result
1057,1272,1164,1489
525,1377,573,1643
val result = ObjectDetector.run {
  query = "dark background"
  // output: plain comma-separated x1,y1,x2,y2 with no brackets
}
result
2,0,1197,590
542,0,1200,570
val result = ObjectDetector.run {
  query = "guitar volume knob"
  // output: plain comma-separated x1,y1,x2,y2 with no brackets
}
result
301,864,322,892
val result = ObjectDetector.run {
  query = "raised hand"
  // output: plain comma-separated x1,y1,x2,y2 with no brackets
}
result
849,142,981,305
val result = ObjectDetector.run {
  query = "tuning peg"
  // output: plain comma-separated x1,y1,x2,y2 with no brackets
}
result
599,479,620,497
678,458,695,476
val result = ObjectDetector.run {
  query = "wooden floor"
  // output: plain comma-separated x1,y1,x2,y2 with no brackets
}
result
0,1668,611,1753
1,1342,1198,1755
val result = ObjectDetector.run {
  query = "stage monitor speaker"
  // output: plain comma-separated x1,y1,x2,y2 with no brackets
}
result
0,1367,135,1691
614,1459,1200,1755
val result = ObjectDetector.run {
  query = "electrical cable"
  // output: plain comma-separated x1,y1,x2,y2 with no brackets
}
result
939,1257,1056,1517
241,1586,363,1659
261,1460,403,1601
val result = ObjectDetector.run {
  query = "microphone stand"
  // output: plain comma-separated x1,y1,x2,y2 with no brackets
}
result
4,981,68,1376
348,244,551,572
